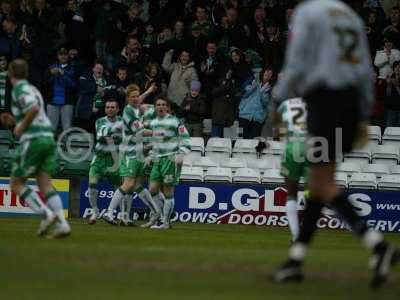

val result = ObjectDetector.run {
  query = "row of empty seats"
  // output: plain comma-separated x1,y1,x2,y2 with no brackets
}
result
181,167,400,190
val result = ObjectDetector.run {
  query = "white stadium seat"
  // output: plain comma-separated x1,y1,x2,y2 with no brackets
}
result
247,157,280,172
336,162,361,176
220,158,247,172
233,168,261,183
205,138,232,162
205,151,231,162
348,173,377,189
181,167,204,182
378,174,400,190
190,137,205,154
204,167,232,182
390,165,400,174
186,151,202,161
344,145,371,165
262,141,284,156
383,127,400,140
343,157,369,166
372,145,399,166
206,137,232,153
232,152,258,160
368,125,381,145
382,127,400,147
361,164,390,178
233,139,258,153
334,172,348,188
183,155,193,167
232,139,259,159
261,169,285,184
192,156,218,170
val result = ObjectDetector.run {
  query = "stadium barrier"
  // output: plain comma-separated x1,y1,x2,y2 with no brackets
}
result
79,180,400,233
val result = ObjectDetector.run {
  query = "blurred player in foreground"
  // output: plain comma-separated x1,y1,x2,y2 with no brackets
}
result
273,0,399,288
148,95,191,229
87,99,123,224
276,98,308,242
0,59,70,238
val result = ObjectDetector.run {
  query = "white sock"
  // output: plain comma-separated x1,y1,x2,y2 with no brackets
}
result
138,187,161,215
46,191,68,226
108,188,126,217
88,186,99,214
289,242,308,261
154,192,165,213
123,193,133,221
363,229,384,250
163,197,175,224
286,199,299,242
19,186,50,216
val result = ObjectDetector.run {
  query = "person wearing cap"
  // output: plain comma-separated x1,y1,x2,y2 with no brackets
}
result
374,36,400,79
179,80,206,137
44,48,77,132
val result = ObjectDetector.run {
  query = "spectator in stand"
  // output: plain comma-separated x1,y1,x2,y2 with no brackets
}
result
45,47,77,132
190,5,212,37
199,40,225,116
149,0,180,30
68,47,86,78
374,36,400,79
186,24,207,65
214,7,248,51
383,6,400,49
32,0,57,71
124,4,144,39
141,23,157,53
61,0,91,62
105,66,130,107
227,48,252,118
0,1,12,24
365,9,383,56
116,36,150,80
263,20,283,70
238,68,273,139
94,0,114,60
384,61,400,127
211,69,235,138
0,16,21,60
135,62,165,104
370,66,386,127
75,61,108,132
162,49,198,107
179,80,206,137
0,55,11,130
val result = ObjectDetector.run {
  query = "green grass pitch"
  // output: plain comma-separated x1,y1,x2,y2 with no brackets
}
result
0,218,399,300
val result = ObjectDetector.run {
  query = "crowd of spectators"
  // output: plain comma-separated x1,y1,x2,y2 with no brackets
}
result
0,0,399,137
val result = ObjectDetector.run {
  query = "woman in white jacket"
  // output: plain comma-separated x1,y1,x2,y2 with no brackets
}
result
374,37,400,79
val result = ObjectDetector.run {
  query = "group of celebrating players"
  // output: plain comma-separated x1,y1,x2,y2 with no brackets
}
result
1,0,399,289
87,83,191,230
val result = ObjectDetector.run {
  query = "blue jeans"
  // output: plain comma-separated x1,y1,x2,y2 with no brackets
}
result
385,110,400,127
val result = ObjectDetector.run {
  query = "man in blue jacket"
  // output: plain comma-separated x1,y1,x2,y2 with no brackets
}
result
45,47,77,132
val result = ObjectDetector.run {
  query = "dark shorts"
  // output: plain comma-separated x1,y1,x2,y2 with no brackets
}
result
304,87,361,164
